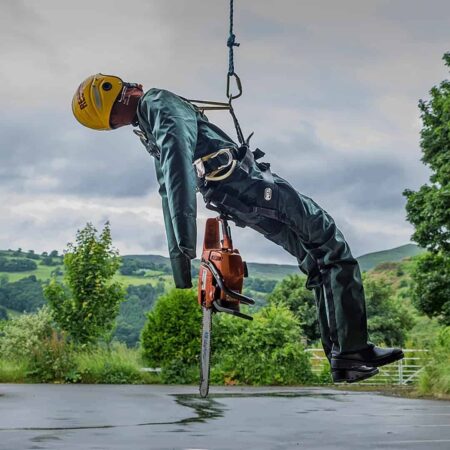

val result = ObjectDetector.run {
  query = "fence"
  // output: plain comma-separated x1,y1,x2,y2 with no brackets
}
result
306,348,428,385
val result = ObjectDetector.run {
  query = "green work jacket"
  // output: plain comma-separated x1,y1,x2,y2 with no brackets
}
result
136,88,236,288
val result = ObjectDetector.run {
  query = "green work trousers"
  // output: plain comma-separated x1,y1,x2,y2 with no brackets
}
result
199,149,369,357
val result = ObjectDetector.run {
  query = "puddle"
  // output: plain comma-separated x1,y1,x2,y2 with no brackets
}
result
0,389,346,432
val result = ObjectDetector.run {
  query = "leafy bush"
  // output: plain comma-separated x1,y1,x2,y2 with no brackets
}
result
211,304,314,385
141,289,201,383
0,307,54,360
27,332,76,383
418,327,450,397
0,307,75,382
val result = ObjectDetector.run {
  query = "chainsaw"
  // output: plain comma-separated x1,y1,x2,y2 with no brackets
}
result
197,216,255,398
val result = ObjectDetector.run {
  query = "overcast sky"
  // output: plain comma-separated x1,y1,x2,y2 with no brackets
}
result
0,0,449,264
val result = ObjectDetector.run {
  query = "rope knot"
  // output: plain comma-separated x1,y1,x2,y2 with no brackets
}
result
227,33,240,48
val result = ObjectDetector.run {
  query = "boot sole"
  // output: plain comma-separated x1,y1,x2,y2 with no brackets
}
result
331,350,405,370
332,367,379,384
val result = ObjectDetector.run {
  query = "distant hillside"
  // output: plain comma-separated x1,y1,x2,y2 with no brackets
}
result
127,243,424,279
356,244,425,272
0,244,425,347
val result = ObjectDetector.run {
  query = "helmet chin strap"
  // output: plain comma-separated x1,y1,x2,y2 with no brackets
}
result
117,83,143,106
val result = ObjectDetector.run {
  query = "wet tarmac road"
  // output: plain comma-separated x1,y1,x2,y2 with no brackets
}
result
0,384,449,450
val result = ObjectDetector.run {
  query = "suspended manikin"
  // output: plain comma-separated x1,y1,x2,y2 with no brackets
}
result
72,74,404,383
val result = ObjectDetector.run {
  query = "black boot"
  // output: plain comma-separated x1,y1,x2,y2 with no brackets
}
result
331,343,404,371
332,365,379,383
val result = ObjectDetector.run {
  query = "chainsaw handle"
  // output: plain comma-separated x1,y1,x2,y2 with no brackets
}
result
213,300,253,320
201,260,255,307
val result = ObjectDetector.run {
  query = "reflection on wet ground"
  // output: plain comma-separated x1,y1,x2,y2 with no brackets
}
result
0,390,349,431
1,385,449,450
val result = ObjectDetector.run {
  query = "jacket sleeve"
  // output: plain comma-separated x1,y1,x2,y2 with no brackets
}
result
141,89,198,288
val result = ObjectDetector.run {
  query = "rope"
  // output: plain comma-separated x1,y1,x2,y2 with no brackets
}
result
227,0,240,76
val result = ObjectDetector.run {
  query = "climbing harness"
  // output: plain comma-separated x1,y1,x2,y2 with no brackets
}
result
193,148,238,181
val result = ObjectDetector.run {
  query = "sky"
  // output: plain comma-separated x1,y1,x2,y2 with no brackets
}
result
0,0,449,265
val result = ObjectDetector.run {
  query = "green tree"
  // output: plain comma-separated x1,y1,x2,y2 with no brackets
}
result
363,275,414,346
140,289,201,381
403,53,450,324
44,222,125,345
268,275,319,344
410,253,450,324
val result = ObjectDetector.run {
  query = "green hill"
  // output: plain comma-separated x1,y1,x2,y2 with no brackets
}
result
1,243,425,286
356,244,425,272
127,243,425,279
0,243,425,346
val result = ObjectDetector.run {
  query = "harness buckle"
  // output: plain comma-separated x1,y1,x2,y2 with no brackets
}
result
193,159,206,178
193,148,237,181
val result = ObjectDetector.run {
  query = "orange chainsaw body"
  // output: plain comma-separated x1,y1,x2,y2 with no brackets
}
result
198,217,246,310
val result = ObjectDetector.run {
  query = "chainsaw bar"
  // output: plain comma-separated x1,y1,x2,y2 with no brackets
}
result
199,306,213,398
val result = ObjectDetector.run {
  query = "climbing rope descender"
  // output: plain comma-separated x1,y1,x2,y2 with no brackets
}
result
198,216,255,398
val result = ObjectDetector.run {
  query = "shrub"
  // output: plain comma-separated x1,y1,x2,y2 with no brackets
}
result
0,307,77,382
27,332,76,383
211,304,314,385
419,327,450,397
0,307,54,360
141,289,201,380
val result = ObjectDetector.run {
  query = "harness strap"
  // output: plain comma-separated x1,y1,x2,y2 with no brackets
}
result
203,189,280,225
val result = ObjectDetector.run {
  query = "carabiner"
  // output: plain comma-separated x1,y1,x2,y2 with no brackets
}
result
226,73,243,100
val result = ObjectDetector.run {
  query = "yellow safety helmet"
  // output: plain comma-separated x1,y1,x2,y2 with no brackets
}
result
72,73,123,130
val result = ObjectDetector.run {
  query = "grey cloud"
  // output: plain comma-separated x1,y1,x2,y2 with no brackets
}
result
0,0,446,261
0,112,157,198
257,125,429,213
